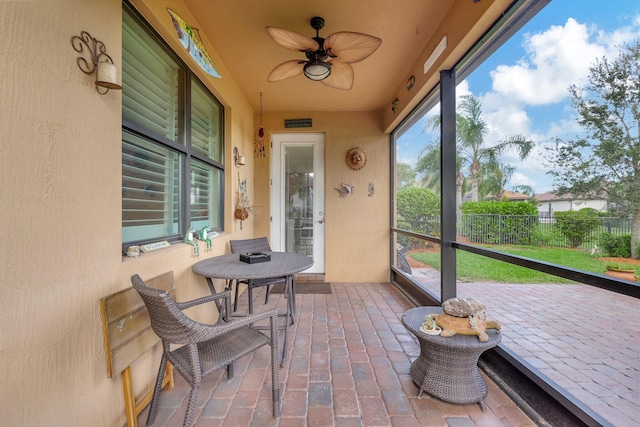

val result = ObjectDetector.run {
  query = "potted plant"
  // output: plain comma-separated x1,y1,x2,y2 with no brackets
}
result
604,263,638,282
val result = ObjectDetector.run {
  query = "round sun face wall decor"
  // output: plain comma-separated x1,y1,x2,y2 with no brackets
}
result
346,147,367,170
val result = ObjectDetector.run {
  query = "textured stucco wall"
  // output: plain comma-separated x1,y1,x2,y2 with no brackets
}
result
1,2,126,426
0,1,256,426
0,1,389,426
254,111,391,283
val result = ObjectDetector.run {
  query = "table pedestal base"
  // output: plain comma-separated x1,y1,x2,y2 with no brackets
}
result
402,306,501,412
410,339,488,411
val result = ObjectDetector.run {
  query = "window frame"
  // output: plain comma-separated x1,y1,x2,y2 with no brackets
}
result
122,1,224,252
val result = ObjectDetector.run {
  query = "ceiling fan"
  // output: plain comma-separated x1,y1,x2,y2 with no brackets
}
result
266,16,382,90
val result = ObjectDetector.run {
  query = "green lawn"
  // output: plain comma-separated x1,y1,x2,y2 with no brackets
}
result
410,245,640,283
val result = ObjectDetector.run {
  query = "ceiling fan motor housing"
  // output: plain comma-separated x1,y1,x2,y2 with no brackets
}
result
310,16,325,32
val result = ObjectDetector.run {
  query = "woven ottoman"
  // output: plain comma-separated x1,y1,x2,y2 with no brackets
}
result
402,306,501,411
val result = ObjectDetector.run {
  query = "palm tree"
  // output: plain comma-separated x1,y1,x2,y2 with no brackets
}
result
417,94,533,211
415,141,466,222
480,162,515,200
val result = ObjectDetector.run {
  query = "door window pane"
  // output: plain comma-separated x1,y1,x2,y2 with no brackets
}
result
285,145,314,256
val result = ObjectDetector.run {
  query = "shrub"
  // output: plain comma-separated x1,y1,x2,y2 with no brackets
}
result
530,227,565,246
553,209,599,248
397,187,440,219
396,187,440,236
460,201,539,244
598,233,631,258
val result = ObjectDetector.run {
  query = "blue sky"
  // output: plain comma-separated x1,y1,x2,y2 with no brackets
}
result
397,0,640,194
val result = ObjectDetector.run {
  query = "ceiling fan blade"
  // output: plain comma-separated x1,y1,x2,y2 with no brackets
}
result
268,60,304,82
324,32,382,63
266,26,319,52
321,62,354,90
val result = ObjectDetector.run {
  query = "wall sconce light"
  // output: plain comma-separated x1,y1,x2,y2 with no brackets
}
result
71,31,123,95
233,146,245,167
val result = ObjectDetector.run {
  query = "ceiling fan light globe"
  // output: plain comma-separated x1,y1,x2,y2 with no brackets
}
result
303,61,331,81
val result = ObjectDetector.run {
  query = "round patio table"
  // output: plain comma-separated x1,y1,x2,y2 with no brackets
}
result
402,306,501,411
192,251,313,365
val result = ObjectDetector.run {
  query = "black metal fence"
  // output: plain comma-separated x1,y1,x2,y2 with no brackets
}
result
400,215,632,250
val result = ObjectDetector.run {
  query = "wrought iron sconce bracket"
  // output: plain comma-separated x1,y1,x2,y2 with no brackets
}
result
233,146,245,167
71,31,122,95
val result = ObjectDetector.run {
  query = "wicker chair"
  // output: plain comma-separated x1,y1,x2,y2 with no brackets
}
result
131,274,280,427
230,237,286,313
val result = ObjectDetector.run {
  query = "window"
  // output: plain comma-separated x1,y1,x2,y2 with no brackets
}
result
122,3,224,247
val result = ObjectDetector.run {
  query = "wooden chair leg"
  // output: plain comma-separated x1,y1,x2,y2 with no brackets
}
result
121,367,138,427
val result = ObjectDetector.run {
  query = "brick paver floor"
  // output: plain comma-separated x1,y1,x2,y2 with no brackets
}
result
411,267,640,427
136,282,537,427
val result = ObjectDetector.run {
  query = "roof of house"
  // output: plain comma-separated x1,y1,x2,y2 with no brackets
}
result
463,190,531,202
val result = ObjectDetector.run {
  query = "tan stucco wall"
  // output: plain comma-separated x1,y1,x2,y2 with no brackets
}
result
0,1,390,426
0,1,255,426
254,112,391,283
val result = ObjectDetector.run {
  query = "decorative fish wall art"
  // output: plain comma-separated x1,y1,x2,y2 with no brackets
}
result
167,8,221,78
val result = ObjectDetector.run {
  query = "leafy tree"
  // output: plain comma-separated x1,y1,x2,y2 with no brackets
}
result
396,187,440,236
396,162,416,190
545,40,640,257
397,186,440,219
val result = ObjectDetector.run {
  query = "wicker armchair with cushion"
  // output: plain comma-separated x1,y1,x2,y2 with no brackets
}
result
229,237,286,313
131,274,280,427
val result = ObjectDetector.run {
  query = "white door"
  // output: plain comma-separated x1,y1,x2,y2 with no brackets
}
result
271,133,325,273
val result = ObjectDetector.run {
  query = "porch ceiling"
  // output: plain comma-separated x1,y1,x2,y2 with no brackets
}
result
179,0,514,115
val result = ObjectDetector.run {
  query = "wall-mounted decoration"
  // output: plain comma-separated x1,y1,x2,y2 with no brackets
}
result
70,31,123,95
233,146,245,167
406,75,415,90
392,98,399,114
284,118,312,128
335,183,355,198
234,168,257,229
167,9,221,78
368,182,375,197
346,147,367,170
256,92,266,157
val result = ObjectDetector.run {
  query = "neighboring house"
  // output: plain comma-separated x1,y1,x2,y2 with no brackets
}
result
462,189,531,202
499,190,531,202
535,191,609,217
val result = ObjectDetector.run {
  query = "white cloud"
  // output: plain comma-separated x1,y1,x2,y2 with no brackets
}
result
491,18,606,105
476,14,640,193
398,11,640,193
510,171,537,188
